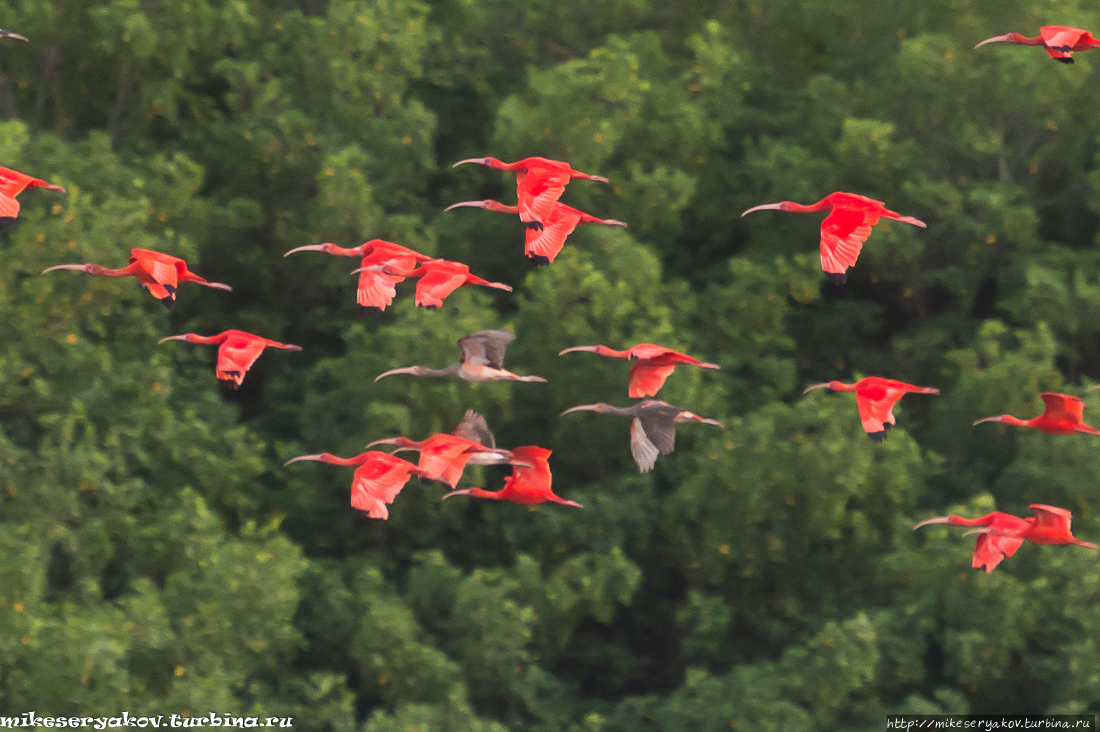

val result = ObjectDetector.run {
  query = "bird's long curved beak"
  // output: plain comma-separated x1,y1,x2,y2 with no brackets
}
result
0,31,28,42
41,264,84,274
701,418,725,428
284,454,323,466
284,244,328,257
441,487,475,499
1088,385,1100,392
444,200,489,212
374,367,418,382
558,345,598,356
350,265,393,275
560,404,599,416
913,516,951,530
741,202,785,216
202,282,233,291
975,34,1013,49
961,527,993,537
157,335,190,344
365,437,402,449
802,383,832,394
972,416,1000,426
605,219,629,227
452,158,488,168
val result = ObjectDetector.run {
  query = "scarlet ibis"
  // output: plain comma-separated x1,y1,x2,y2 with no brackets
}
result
451,156,608,229
803,377,939,441
973,392,1100,435
158,330,301,388
741,192,925,284
42,248,231,308
558,343,719,398
975,26,1100,63
0,29,27,42
443,445,581,508
352,259,511,308
913,511,1031,572
0,165,64,229
444,199,627,264
915,505,1097,571
366,411,519,489
375,329,547,383
560,400,724,472
284,451,425,520
284,239,433,311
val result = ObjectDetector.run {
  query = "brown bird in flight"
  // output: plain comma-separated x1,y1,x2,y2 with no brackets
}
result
375,329,546,383
561,400,724,472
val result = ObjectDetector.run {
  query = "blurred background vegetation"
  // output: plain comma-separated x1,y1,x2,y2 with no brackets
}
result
1,0,1100,728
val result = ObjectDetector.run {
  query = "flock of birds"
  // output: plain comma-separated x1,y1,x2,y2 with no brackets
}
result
3,22,1099,572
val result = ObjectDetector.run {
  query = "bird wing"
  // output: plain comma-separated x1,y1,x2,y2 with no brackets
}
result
1040,392,1084,422
1041,26,1085,51
451,409,495,448
216,335,268,386
418,436,483,487
458,329,515,368
854,383,904,434
356,268,400,310
628,417,662,473
972,533,1025,573
0,193,19,220
414,268,467,308
524,207,580,263
628,362,677,398
516,165,569,223
132,255,180,300
1029,504,1073,534
350,456,417,520
636,404,678,455
819,206,882,275
0,167,33,198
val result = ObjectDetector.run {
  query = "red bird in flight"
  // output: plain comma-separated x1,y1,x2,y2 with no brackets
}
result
284,451,426,520
158,329,301,388
973,392,1100,435
354,259,511,308
284,239,433,311
366,411,520,489
375,329,546,383
975,26,1100,63
559,343,719,398
445,199,626,264
915,505,1097,572
443,445,581,508
43,249,231,308
451,156,608,229
742,192,925,284
804,376,939,441
0,165,64,229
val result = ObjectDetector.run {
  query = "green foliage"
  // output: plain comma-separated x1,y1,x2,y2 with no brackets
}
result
4,0,1100,727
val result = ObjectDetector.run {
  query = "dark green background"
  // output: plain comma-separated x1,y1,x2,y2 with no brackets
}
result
1,0,1098,728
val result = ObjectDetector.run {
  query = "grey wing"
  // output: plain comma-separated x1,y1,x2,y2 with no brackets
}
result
452,409,496,448
629,417,662,472
458,329,516,368
636,405,678,456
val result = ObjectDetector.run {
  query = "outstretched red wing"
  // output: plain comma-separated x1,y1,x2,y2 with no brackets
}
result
972,534,1025,573
517,167,569,224
1029,504,1073,534
356,269,400,310
819,206,882,275
350,456,418,519
417,436,481,487
414,269,467,307
0,168,34,198
0,193,19,220
1041,26,1086,50
216,336,268,386
854,384,906,434
628,363,677,399
524,210,580,263
1039,392,1084,422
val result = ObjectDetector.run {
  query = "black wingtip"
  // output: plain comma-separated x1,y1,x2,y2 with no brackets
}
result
528,255,551,266
824,272,847,285
358,305,382,314
868,431,887,442
883,422,894,431
1055,56,1074,64
524,221,544,231
0,217,15,231
423,305,439,310
158,295,176,310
